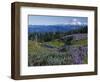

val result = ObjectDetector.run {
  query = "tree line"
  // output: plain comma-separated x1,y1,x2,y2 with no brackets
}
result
28,26,87,42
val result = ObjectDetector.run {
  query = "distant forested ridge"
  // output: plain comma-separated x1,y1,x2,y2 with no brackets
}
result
28,24,87,33
28,24,87,42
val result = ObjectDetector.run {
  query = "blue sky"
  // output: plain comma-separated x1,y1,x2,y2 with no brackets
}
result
28,15,88,25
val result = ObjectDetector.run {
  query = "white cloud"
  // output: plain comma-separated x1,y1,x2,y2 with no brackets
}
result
64,18,87,25
71,18,82,25
73,18,77,22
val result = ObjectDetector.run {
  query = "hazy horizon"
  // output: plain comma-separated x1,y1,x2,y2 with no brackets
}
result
28,15,88,26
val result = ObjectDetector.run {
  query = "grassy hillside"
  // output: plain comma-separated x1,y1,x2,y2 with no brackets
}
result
28,33,88,66
28,40,73,66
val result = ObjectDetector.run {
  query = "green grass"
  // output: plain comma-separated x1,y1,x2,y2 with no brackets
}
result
28,40,51,55
83,54,88,64
28,40,73,66
71,39,87,46
47,40,64,48
28,40,63,56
